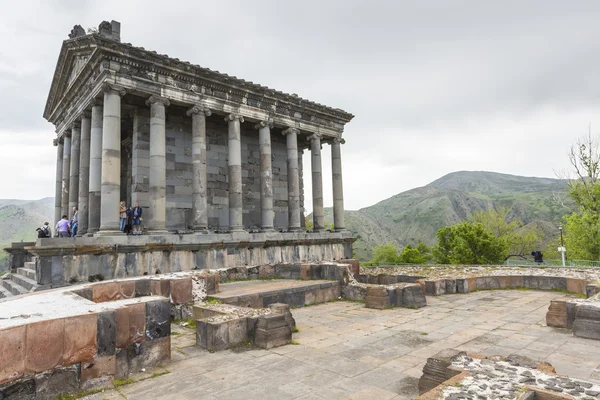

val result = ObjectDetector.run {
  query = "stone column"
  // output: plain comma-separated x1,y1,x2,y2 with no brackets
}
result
68,122,81,214
99,84,125,234
54,139,63,225
88,100,103,234
77,111,91,235
61,132,71,218
331,137,346,231
299,149,305,229
187,105,211,232
256,120,274,231
146,95,170,233
309,133,324,231
226,113,244,231
283,127,301,231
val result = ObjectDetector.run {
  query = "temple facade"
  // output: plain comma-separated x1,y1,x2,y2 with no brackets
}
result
46,20,352,236
10,20,355,285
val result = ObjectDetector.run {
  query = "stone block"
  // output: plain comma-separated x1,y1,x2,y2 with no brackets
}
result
205,274,219,294
170,278,193,304
237,294,263,309
275,263,301,279
72,287,93,301
455,278,468,293
299,263,311,280
508,275,524,288
63,313,97,365
576,303,600,320
97,311,116,357
119,281,136,299
587,284,600,298
227,317,248,345
378,274,398,285
445,279,457,294
127,303,146,344
365,294,390,309
546,298,569,328
268,303,296,329
196,318,247,351
126,336,171,375
0,378,35,399
566,301,578,329
425,280,446,296
309,264,323,279
150,279,170,297
339,259,360,276
115,307,129,349
92,282,120,303
135,279,151,297
573,319,600,340
34,364,80,400
367,275,379,284
0,325,25,384
25,318,64,374
524,276,566,291
228,267,248,281
115,349,128,380
192,305,227,320
418,349,465,395
146,300,171,340
355,274,368,284
402,284,427,308
81,355,116,382
341,284,367,301
254,314,291,349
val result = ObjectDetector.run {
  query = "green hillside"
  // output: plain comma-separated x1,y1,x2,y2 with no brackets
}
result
0,197,54,269
322,171,575,261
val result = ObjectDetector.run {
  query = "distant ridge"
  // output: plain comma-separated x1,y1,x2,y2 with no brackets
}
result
321,171,574,261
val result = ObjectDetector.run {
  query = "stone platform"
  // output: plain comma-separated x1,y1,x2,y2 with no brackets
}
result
211,279,341,308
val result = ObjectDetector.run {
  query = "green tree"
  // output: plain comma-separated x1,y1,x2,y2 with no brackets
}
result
399,244,426,264
371,242,400,265
416,241,433,262
433,222,506,264
468,208,542,258
561,132,600,260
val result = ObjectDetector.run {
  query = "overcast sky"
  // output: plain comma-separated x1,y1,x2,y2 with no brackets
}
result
1,1,599,212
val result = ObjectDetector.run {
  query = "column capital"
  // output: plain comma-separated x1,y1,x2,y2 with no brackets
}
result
225,113,244,123
63,130,72,138
101,83,126,97
187,104,211,117
282,127,299,136
71,121,81,130
332,137,346,145
88,97,102,108
307,133,323,142
81,110,92,119
146,95,170,107
255,119,273,130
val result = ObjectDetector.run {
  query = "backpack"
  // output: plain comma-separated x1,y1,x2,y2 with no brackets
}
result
41,225,50,238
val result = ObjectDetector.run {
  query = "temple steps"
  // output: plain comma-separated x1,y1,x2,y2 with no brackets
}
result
0,261,38,299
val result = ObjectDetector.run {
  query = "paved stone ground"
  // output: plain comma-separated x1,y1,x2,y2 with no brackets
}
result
86,290,600,400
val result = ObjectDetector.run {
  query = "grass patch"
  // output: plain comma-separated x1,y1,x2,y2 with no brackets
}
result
227,339,258,352
173,318,196,329
292,327,300,333
420,332,428,336
139,370,170,381
113,378,135,388
54,388,105,400
204,296,221,305
287,339,300,345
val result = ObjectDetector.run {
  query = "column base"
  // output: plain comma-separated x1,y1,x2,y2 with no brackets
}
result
147,230,170,235
288,227,303,232
260,227,276,232
95,230,125,236
194,229,211,234
228,227,245,232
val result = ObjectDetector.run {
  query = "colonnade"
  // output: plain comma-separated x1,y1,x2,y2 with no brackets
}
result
53,86,345,235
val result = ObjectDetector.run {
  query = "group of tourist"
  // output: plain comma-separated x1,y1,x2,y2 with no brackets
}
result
120,200,143,234
49,201,143,238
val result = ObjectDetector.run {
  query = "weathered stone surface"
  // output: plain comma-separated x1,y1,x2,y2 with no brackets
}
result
205,274,219,294
425,279,446,296
196,317,248,351
92,281,120,303
25,319,64,374
258,264,275,278
126,336,170,375
169,278,193,304
34,364,80,400
341,284,367,301
254,314,291,349
119,281,135,299
0,325,25,384
418,349,465,395
275,263,301,279
127,303,146,344
63,313,97,364
81,355,116,382
269,303,296,329
339,259,360,277
402,284,427,308
145,300,171,340
445,279,457,294
0,378,35,400
97,310,116,356
587,284,600,298
150,279,170,297
546,298,569,328
566,278,588,295
135,279,151,297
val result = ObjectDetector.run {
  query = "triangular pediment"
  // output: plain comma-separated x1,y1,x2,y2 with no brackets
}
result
43,38,96,122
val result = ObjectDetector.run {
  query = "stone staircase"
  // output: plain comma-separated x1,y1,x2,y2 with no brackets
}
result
0,260,38,299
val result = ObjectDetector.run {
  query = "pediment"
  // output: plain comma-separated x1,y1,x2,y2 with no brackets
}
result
43,39,96,122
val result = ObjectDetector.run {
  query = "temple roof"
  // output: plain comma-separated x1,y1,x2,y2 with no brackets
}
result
44,21,354,130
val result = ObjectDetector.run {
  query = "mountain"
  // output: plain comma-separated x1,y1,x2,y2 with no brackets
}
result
322,171,575,261
0,197,54,270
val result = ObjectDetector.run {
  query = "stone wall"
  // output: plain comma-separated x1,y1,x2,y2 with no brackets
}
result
129,109,300,231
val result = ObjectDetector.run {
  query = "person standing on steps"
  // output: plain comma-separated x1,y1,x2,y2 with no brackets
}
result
119,201,128,232
55,215,70,238
40,221,51,238
130,201,143,235
70,206,78,237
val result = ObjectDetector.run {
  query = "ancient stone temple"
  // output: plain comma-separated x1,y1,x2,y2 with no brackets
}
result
9,20,355,286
